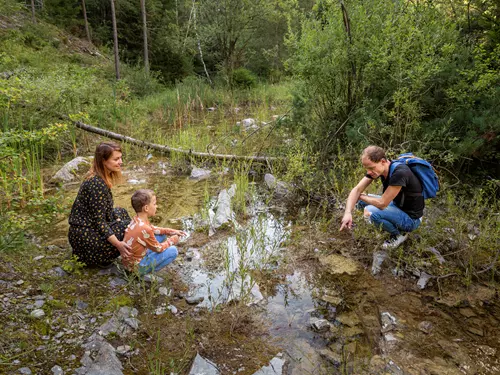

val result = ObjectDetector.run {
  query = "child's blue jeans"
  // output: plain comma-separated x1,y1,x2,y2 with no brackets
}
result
138,234,178,275
357,194,422,237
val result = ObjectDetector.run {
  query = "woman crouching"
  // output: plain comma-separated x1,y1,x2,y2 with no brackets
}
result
68,142,132,266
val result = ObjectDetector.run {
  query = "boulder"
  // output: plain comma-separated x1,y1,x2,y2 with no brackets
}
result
51,157,91,184
188,353,220,375
190,167,212,181
76,334,123,375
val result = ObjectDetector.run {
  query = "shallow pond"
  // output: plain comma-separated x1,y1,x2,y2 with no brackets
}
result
52,164,500,375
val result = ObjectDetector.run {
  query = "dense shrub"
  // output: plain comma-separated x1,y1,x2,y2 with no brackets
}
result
287,0,500,173
231,68,257,89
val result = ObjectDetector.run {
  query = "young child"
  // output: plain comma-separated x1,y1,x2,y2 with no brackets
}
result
122,189,186,274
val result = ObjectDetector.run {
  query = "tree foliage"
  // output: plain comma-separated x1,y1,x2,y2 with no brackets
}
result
287,0,499,171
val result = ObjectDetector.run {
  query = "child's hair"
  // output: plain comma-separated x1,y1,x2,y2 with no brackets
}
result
131,189,155,213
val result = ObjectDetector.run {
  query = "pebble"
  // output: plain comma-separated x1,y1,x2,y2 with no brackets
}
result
158,287,171,297
34,300,45,308
418,321,433,334
18,367,32,374
185,295,204,305
16,280,25,285
51,365,64,375
30,309,45,318
33,255,45,261
116,345,132,355
167,305,178,314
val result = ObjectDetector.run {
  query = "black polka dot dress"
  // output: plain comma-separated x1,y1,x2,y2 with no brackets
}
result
68,175,131,266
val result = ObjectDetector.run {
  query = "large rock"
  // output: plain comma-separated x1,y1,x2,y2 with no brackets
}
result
251,355,286,375
210,184,237,233
241,118,259,131
264,174,290,198
188,353,220,375
51,157,91,184
319,254,359,275
190,167,212,181
76,334,123,375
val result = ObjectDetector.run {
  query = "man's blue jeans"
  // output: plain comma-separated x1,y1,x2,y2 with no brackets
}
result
357,195,421,237
139,234,178,275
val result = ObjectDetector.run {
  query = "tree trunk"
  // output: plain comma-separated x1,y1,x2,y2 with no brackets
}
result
140,0,149,74
82,0,91,44
75,121,278,164
110,0,120,80
30,0,37,23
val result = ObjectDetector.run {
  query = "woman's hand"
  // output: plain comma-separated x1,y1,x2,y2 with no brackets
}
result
115,241,132,258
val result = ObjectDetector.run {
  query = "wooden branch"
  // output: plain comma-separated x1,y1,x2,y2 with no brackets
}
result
75,121,280,164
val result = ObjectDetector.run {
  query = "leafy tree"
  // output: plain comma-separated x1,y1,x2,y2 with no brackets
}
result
287,0,499,170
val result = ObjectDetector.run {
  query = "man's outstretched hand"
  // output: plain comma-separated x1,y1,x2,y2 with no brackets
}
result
339,213,353,231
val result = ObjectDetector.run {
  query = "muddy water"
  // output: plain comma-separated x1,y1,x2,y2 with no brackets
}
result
53,167,500,375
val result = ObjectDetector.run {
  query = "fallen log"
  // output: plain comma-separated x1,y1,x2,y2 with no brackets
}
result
75,121,280,164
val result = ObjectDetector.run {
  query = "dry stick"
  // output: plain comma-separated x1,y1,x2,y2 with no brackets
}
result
75,121,280,164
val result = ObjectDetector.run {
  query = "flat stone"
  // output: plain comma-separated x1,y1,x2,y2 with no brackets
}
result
53,267,68,277
319,254,359,275
34,300,45,308
109,277,127,288
18,368,32,374
188,353,220,375
336,312,360,327
30,309,45,318
158,287,171,296
51,365,64,375
251,355,286,374
33,255,45,261
142,274,164,284
76,300,89,310
185,296,204,305
16,280,24,285
310,318,330,332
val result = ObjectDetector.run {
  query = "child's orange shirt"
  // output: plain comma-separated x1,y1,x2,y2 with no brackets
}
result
122,216,177,270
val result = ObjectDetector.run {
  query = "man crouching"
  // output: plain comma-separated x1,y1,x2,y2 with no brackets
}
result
339,146,423,249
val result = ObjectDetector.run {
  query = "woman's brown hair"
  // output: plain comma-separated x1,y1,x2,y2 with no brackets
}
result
86,142,122,188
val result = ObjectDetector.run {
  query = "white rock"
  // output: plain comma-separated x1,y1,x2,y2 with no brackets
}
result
190,167,211,181
51,157,91,184
33,255,45,261
30,309,45,318
51,365,64,375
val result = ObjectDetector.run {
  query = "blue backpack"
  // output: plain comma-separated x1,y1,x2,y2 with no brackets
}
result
389,153,439,199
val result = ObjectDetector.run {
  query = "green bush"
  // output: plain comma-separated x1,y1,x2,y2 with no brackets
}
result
231,68,257,89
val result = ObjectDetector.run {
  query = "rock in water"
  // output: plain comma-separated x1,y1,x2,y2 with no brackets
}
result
51,157,91,184
417,272,432,289
190,167,211,181
371,251,388,275
251,354,286,374
319,254,359,275
188,353,220,375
